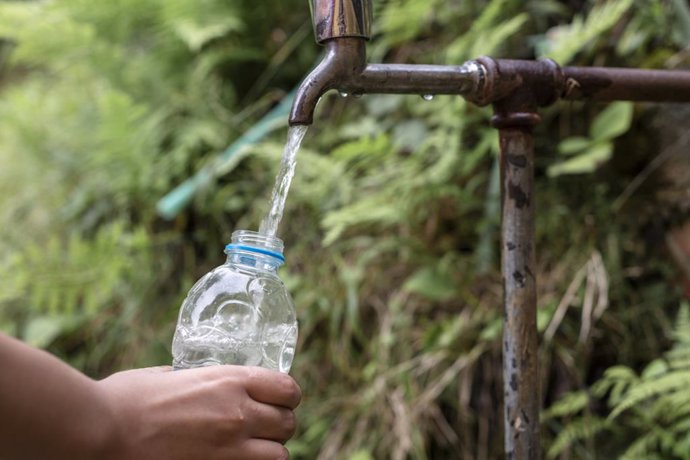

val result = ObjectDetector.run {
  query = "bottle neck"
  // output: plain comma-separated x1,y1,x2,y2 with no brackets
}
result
224,230,285,272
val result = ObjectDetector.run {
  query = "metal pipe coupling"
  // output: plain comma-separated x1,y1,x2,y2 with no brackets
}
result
310,0,373,43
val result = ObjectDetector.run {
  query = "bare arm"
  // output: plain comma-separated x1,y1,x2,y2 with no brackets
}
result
0,333,301,460
0,332,114,459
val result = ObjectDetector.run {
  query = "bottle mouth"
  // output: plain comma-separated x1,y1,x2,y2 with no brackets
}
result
225,230,285,264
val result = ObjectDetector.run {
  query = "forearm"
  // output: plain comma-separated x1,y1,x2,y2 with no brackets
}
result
0,333,116,460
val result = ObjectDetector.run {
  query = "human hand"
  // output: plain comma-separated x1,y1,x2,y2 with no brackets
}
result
98,365,301,460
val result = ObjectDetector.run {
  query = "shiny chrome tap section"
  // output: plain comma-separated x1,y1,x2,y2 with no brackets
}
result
310,0,372,43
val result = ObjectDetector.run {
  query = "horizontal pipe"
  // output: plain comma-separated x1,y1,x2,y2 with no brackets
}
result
563,66,690,102
344,62,484,95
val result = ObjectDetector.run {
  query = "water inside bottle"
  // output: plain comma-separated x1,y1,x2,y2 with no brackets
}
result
173,321,296,372
172,268,298,373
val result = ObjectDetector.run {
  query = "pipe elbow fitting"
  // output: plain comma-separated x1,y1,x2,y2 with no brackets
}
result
289,38,366,126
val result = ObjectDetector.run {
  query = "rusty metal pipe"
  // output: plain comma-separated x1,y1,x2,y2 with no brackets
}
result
563,66,690,102
344,61,484,95
484,61,547,459
497,124,541,460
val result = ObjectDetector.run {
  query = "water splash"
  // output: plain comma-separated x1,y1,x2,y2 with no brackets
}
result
258,125,309,237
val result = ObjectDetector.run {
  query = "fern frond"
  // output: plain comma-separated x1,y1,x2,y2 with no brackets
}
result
447,0,526,61
542,390,589,420
668,416,690,435
620,436,663,460
546,417,609,459
590,365,638,403
673,302,690,346
666,347,690,370
609,370,690,420
649,392,690,425
539,0,634,64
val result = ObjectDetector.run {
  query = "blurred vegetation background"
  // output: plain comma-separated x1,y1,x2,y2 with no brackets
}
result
1,0,689,458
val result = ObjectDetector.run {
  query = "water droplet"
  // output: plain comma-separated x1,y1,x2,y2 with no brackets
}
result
339,91,349,98
422,94,434,101
352,93,363,99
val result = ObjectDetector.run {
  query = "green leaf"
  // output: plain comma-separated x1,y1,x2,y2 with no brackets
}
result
392,119,428,151
539,0,633,64
23,316,69,348
173,19,242,52
321,195,401,245
470,13,529,57
642,359,669,380
349,450,374,460
670,0,690,45
479,319,502,342
609,370,690,420
543,391,590,420
558,136,592,155
590,102,634,141
403,266,456,301
547,143,613,177
546,417,609,459
0,322,17,336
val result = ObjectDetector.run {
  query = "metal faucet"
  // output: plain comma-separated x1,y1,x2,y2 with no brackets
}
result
291,1,690,458
290,0,484,125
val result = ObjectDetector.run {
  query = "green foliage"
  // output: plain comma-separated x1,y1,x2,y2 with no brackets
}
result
546,303,690,459
548,102,634,177
537,0,634,64
0,0,687,458
0,0,312,373
547,417,609,459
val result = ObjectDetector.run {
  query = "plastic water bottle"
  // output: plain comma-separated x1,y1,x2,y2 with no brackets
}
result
172,230,298,373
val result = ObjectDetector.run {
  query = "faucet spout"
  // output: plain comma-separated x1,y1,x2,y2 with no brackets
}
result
289,38,367,126
289,0,371,126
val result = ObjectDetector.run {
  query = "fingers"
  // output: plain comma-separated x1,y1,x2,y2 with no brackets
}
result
238,439,290,460
243,367,302,409
246,401,297,443
195,365,301,408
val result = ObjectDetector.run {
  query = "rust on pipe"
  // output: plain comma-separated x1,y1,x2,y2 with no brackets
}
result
563,66,690,102
494,110,541,460
485,59,549,459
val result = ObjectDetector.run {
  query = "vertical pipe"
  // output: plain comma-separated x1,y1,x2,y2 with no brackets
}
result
496,123,540,459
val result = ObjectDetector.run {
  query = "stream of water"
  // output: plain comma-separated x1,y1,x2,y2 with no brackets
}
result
258,125,309,237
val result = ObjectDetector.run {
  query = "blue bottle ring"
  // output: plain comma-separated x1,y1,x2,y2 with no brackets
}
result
225,244,285,263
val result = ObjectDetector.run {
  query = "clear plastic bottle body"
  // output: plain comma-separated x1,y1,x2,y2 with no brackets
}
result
171,231,298,373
